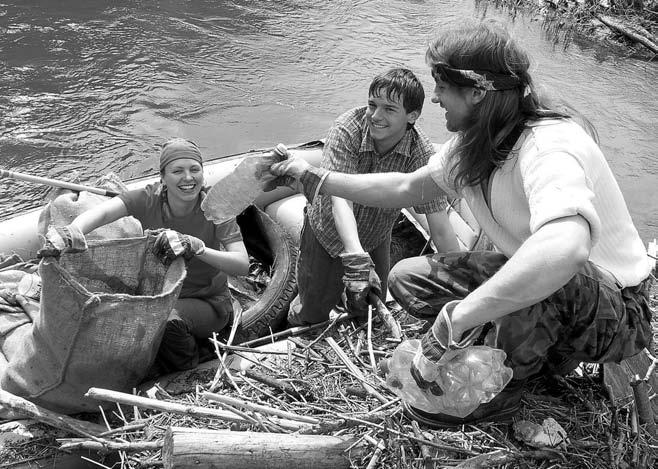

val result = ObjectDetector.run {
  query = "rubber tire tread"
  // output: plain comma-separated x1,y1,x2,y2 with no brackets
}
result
235,206,298,343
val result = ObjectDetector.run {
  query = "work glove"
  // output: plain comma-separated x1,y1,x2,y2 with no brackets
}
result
410,300,483,396
255,143,294,192
151,229,206,266
340,252,381,318
38,224,88,257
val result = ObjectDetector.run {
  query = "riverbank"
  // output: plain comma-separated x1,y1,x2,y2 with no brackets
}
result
2,293,656,469
491,0,658,59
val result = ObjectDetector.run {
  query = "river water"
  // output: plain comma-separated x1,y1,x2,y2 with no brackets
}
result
1,0,656,243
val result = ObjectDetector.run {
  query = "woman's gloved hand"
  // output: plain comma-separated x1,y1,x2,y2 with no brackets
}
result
340,252,381,318
410,300,482,396
152,229,206,265
38,224,88,257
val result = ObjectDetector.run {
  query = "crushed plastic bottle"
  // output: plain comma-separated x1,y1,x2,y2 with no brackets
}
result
201,144,288,225
380,339,513,417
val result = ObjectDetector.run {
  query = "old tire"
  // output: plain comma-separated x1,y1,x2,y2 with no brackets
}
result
234,205,297,343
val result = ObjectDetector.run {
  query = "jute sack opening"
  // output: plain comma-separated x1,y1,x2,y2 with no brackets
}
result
0,234,185,414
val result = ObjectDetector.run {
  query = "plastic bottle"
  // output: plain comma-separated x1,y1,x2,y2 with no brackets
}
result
201,144,288,225
380,339,513,418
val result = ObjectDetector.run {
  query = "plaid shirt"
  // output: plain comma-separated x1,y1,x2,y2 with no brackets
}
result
308,106,447,257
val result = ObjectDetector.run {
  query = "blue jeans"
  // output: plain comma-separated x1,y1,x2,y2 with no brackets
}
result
388,251,653,380
289,214,390,325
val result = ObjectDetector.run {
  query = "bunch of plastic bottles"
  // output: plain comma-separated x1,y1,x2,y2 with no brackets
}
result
380,339,513,417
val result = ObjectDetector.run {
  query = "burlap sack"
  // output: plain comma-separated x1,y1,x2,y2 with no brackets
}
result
0,234,185,414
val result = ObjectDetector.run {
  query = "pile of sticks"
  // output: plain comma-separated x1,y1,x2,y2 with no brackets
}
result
1,305,657,468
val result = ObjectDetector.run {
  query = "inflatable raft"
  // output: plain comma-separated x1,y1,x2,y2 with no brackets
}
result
0,140,484,340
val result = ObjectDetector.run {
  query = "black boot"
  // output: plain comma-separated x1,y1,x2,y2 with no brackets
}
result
154,317,199,373
404,378,525,428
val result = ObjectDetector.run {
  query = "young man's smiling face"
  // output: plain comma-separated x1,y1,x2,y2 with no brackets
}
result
366,91,419,154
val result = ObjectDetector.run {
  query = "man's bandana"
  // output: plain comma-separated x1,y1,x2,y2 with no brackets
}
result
432,62,522,91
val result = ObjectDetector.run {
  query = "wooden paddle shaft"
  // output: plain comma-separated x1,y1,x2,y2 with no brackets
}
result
0,168,119,197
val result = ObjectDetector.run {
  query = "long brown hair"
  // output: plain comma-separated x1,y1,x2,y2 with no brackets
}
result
426,20,571,191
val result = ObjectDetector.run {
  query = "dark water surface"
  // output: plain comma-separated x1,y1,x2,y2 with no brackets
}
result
1,0,656,243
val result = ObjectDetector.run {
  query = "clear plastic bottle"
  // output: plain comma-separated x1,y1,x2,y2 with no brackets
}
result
201,144,288,224
380,339,513,417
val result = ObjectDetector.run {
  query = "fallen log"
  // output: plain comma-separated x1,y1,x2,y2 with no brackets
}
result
596,14,658,54
162,427,364,469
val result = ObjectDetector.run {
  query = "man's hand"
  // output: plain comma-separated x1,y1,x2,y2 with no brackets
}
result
255,144,296,192
151,229,206,265
410,300,482,395
340,252,381,318
410,359,445,396
269,154,311,181
38,224,88,257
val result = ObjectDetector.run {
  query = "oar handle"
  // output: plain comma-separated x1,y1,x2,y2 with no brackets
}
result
0,168,119,198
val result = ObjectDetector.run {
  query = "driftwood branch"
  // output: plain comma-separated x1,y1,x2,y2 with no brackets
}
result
368,292,402,340
85,387,310,432
630,374,657,438
411,420,434,468
325,337,389,404
596,14,658,53
453,448,563,468
58,438,163,453
239,314,348,348
201,391,319,424
242,368,304,399
363,435,386,469
0,389,106,437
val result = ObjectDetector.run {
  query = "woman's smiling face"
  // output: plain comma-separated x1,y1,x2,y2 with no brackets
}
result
161,158,204,203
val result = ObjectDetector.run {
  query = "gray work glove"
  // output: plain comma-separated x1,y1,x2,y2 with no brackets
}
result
151,229,206,266
38,224,88,258
410,300,483,396
340,252,381,318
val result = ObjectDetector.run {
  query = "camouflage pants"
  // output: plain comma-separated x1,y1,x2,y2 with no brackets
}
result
388,251,654,380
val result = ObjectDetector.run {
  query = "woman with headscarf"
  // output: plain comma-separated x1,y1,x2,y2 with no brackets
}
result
46,138,249,373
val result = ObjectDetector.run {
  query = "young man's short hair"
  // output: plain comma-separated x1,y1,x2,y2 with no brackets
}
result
369,68,425,114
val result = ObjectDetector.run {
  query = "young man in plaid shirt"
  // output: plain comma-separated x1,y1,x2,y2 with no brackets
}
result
287,68,459,326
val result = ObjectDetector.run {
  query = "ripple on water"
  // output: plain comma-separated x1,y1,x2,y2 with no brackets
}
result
0,0,655,242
